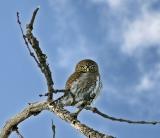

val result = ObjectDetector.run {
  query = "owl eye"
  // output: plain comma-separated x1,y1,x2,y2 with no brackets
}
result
79,65,88,72
89,65,95,69
80,66,85,70
89,65,97,72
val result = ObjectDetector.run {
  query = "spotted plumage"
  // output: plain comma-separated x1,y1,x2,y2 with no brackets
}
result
55,59,102,117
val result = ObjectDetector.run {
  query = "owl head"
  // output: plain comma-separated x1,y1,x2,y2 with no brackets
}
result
75,59,99,73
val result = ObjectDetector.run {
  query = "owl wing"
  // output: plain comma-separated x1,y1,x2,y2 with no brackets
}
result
65,72,82,90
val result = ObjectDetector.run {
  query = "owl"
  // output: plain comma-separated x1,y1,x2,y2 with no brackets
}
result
55,59,102,118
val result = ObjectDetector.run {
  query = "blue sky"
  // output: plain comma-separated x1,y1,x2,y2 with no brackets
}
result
0,0,160,138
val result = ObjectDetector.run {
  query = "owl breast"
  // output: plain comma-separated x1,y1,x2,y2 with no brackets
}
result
69,73,102,107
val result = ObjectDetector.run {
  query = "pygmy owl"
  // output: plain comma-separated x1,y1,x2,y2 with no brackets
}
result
55,59,102,117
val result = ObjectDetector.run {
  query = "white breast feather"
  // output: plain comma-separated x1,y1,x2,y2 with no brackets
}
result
69,73,102,106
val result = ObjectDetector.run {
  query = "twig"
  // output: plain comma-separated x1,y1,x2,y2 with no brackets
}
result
51,120,56,138
26,7,39,30
12,125,24,138
17,12,40,68
15,129,24,138
85,106,160,125
39,89,68,97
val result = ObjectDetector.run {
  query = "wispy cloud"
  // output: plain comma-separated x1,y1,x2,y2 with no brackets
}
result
121,2,160,55
136,75,154,91
91,0,160,56
90,0,126,9
136,63,160,92
107,0,126,9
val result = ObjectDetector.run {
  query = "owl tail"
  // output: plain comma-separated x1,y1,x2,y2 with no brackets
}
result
54,93,74,106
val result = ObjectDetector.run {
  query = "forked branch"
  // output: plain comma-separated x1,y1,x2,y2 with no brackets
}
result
17,7,54,101
0,8,115,138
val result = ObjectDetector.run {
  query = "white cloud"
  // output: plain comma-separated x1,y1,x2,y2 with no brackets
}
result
136,75,154,91
122,8,160,55
90,0,125,9
107,0,126,8
136,63,160,92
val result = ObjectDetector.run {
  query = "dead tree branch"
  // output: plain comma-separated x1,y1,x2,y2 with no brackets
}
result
0,101,46,138
16,12,40,67
17,7,54,101
0,101,114,138
14,126,24,138
85,106,160,125
39,89,68,97
25,7,54,101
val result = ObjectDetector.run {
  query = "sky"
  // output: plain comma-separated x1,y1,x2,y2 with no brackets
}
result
0,0,160,138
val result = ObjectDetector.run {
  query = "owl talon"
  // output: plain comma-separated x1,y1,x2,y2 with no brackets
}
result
70,113,78,119
90,93,96,99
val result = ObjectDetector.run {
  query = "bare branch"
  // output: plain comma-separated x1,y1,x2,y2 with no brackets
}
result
0,101,46,138
14,127,24,138
25,7,54,101
17,8,54,101
85,106,160,125
26,7,39,30
17,12,40,67
0,102,115,138
39,89,68,97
